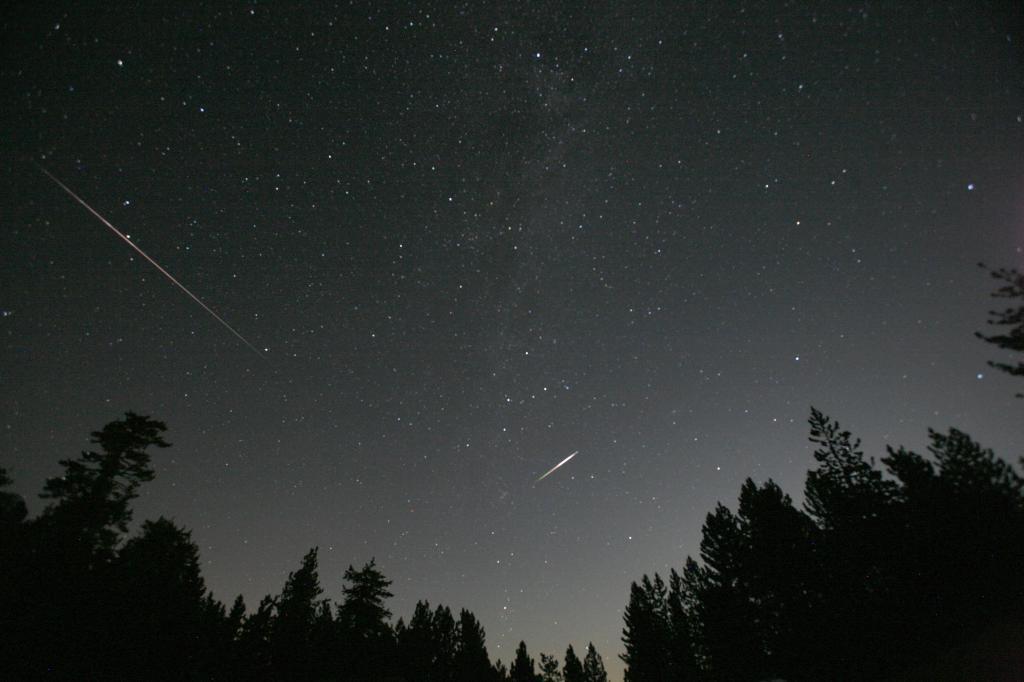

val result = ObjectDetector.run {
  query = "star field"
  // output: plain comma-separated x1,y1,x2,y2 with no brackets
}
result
2,3,1022,678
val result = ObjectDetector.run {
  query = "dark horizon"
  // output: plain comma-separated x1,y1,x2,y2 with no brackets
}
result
2,3,1022,678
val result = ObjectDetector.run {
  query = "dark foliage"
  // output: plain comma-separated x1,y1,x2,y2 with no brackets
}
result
583,642,609,682
563,645,585,682
0,465,27,528
6,309,1023,682
539,651,562,682
510,640,540,682
0,413,528,681
621,408,1024,681
1,413,172,679
455,608,502,682
976,264,1024,395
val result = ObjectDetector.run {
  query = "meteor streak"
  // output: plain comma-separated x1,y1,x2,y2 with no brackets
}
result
536,450,578,483
36,164,265,358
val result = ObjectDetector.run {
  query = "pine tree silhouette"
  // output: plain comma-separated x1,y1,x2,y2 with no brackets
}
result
976,264,1024,395
582,643,608,682
338,559,397,681
454,608,497,682
563,645,585,682
112,517,224,680
271,547,327,678
510,640,540,682
539,652,562,681
0,466,26,528
7,413,169,678
621,574,672,681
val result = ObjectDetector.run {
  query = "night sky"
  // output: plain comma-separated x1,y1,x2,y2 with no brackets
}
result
2,3,1022,678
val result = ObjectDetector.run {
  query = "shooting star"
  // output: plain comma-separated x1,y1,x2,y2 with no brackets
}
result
536,450,579,483
36,163,265,358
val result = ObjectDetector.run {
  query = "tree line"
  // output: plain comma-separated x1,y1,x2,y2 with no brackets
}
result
0,414,610,681
1,266,1020,680
620,410,1024,680
619,265,1024,680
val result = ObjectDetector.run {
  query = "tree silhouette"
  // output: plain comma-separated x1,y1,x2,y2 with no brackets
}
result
221,594,250,674
735,478,824,679
804,407,896,531
337,558,397,681
883,427,1024,663
396,601,436,680
666,569,700,680
396,600,460,682
454,608,497,682
237,594,276,679
562,645,585,682
432,604,458,681
0,465,26,619
271,547,327,678
621,574,673,681
0,465,26,528
111,517,225,680
976,264,1024,395
510,640,540,682
691,502,766,680
582,643,608,682
802,408,899,676
3,414,558,680
40,412,168,560
622,407,1024,680
309,600,338,680
539,652,562,682
9,395,1022,680
227,594,247,638
4,413,170,678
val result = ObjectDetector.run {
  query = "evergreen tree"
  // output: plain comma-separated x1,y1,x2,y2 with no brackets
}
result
884,428,1024,663
39,412,168,560
0,465,26,528
238,595,276,680
582,643,608,682
735,478,824,679
337,559,396,681
222,594,249,674
976,264,1024,394
309,600,337,680
510,640,540,682
621,574,672,681
929,427,1024,503
271,547,327,678
432,604,458,681
199,592,235,680
666,569,700,680
0,465,27,646
678,558,711,675
339,558,393,630
111,517,220,679
802,408,899,677
7,413,169,678
804,407,896,531
692,503,764,681
539,652,562,682
396,600,460,682
562,645,585,682
227,594,247,637
397,601,435,680
620,409,1024,681
454,609,495,682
